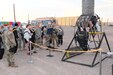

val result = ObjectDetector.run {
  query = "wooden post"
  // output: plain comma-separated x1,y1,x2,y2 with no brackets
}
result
28,14,30,24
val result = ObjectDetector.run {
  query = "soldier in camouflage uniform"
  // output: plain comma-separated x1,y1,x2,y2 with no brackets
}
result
1,25,18,67
50,24,58,48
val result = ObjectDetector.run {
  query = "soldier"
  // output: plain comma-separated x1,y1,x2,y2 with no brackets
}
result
35,23,42,45
17,26,24,51
57,26,64,46
50,24,58,48
12,23,19,53
0,26,4,60
45,25,52,47
1,25,18,67
41,26,47,45
24,24,34,55
29,26,37,53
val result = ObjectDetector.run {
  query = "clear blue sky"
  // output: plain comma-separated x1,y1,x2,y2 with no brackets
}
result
0,0,113,22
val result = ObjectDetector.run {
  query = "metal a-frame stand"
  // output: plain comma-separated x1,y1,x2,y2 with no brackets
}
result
61,15,111,67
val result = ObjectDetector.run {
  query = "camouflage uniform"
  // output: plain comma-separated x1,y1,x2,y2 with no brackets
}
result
35,27,42,45
2,28,17,67
51,27,58,48
17,27,24,50
57,26,64,45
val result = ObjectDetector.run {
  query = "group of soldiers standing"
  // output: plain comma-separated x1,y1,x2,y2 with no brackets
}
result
0,20,64,67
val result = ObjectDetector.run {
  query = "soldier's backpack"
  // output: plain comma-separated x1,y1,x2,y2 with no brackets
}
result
47,28,54,35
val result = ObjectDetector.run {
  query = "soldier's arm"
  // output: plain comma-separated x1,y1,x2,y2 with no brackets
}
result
8,32,16,47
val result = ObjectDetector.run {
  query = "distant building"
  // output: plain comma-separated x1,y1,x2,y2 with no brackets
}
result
55,17,78,26
32,17,55,26
34,16,78,26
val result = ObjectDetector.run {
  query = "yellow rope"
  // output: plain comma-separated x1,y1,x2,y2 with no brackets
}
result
31,42,102,53
66,52,70,58
65,49,102,53
89,32,103,34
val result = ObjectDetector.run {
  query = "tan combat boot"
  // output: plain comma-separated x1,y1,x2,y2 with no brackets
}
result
8,62,11,67
10,62,18,68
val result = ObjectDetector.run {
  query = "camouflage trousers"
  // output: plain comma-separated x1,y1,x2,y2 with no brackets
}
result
51,37,58,48
45,35,58,48
35,37,42,45
18,39,24,50
6,51,15,66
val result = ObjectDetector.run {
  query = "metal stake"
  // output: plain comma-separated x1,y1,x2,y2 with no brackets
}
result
47,49,54,57
99,49,102,75
28,41,33,64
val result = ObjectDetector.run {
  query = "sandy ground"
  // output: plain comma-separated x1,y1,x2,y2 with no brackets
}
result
0,25,113,75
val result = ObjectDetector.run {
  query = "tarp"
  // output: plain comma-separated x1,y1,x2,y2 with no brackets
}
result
0,21,21,27
0,22,2,26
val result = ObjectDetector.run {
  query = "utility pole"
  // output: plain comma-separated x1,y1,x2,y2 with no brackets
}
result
28,14,30,24
107,18,109,26
2,17,3,21
13,3,16,22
